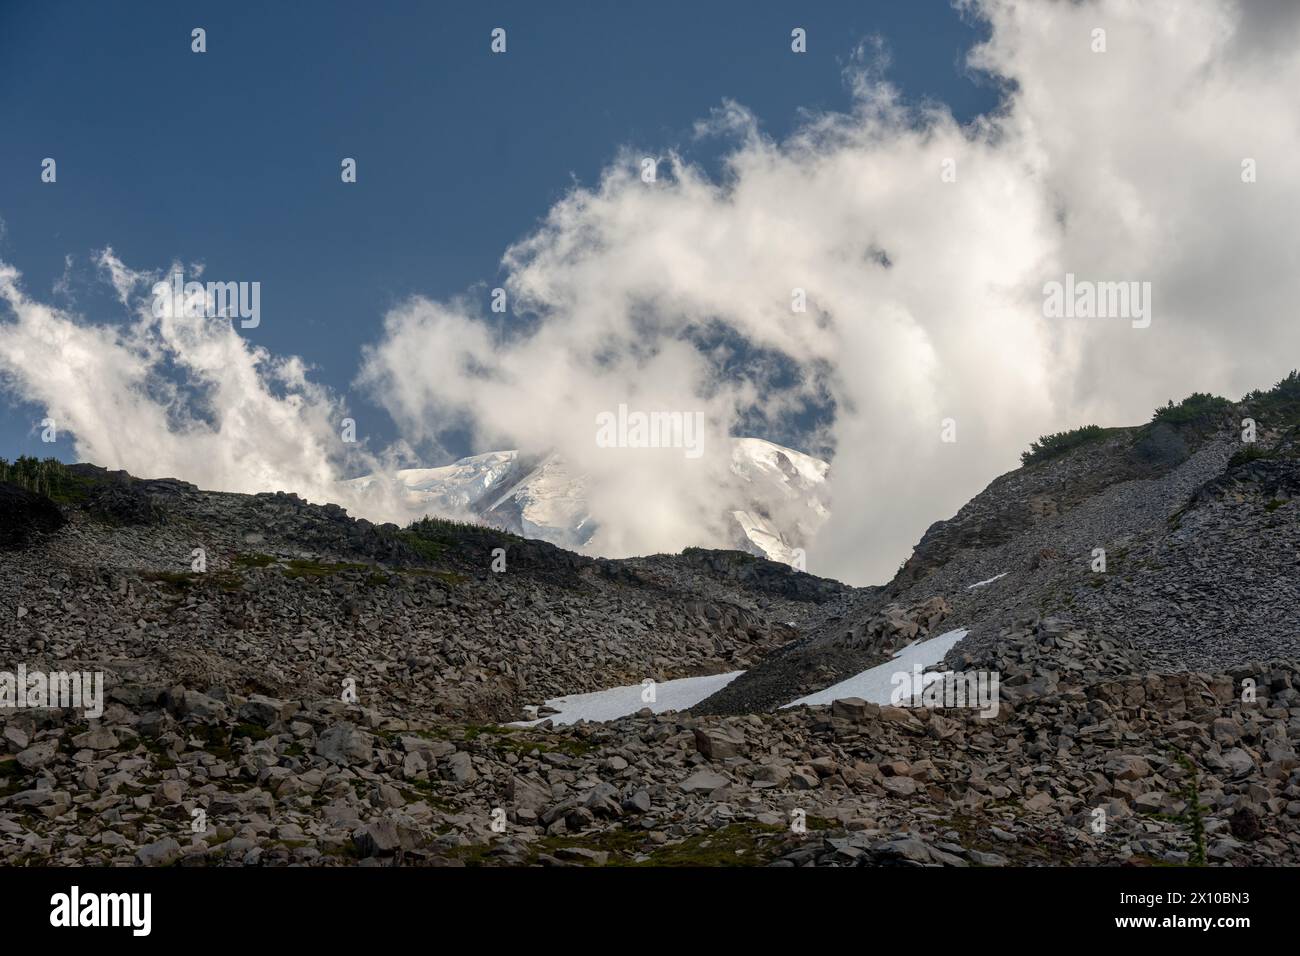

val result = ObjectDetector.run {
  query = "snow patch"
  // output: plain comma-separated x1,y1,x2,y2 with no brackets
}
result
966,572,1008,590
780,628,970,709
510,670,744,727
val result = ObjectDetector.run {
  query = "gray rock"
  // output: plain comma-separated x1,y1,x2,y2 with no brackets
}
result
622,789,652,813
507,775,552,813
238,695,288,727
175,690,227,720
315,723,374,765
15,739,58,771
790,766,821,790
874,837,933,864
830,697,878,722
882,776,918,796
1222,747,1256,777
71,727,119,751
401,751,428,780
353,820,418,857
753,763,791,788
1105,754,1151,780
554,846,608,865
694,726,744,760
446,751,477,784
679,769,729,793
136,837,182,866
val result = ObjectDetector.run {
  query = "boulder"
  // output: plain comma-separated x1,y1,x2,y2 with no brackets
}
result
238,695,288,727
314,723,375,765
694,726,745,761
136,837,182,866
679,769,729,793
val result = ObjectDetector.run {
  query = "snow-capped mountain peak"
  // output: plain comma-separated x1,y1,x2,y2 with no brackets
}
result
346,438,828,565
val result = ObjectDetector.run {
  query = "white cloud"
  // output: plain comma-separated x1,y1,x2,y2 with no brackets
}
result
0,253,415,521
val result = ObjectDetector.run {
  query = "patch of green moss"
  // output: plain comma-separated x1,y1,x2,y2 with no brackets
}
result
384,722,595,758
142,571,201,590
0,756,36,798
644,823,792,866
319,842,362,861
232,723,271,742
375,726,453,745
397,531,448,562
283,559,368,579
444,841,509,866
461,724,515,741
141,569,243,594
394,567,465,586
213,571,244,593
528,821,793,867
939,812,1079,865
392,516,526,576
1166,503,1190,530
398,781,458,812
1123,853,1182,868
139,735,179,769
189,724,234,761
48,474,98,505
533,827,647,862
233,552,278,568
682,546,758,565
462,724,597,757
1228,444,1275,469
273,839,311,850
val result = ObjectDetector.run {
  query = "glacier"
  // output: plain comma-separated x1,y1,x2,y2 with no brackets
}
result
344,438,828,565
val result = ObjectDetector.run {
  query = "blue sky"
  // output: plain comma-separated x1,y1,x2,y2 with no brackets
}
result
0,0,997,462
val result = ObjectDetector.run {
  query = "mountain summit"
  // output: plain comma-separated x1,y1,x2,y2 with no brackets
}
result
345,437,829,565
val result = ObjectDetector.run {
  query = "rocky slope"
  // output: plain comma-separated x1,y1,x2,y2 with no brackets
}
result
698,385,1300,715
2,379,1299,866
1,465,853,727
3,622,1297,867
